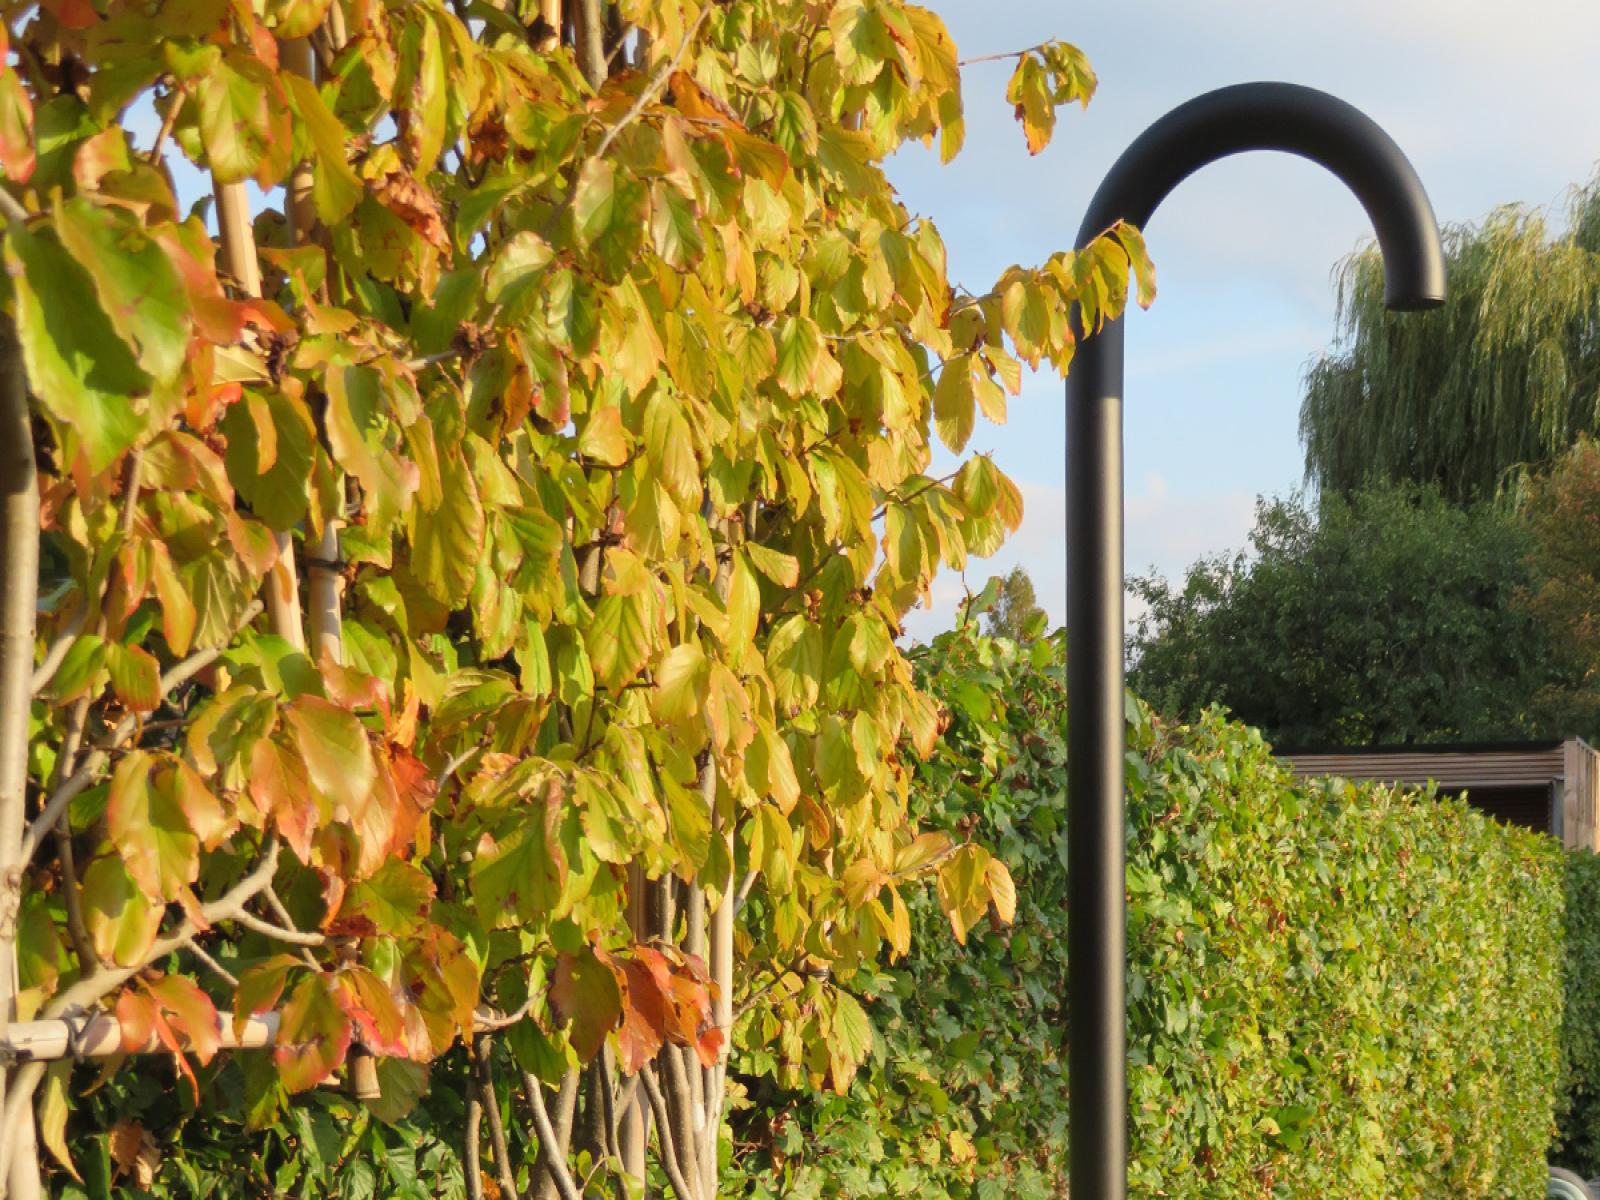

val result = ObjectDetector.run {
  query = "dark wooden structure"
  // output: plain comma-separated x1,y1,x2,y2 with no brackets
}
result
1278,739,1600,851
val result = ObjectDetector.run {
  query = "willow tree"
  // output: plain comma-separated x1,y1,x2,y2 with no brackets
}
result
0,1,1151,1196
1301,176,1600,502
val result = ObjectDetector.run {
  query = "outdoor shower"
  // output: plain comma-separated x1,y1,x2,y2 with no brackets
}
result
1065,81,1447,1199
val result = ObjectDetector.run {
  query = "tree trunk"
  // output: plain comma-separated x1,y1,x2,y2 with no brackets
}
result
0,319,43,1199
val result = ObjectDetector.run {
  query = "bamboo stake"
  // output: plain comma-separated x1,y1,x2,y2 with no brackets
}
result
216,178,308,652
0,318,41,1200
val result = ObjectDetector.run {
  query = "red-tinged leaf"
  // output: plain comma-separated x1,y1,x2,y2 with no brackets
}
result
40,0,97,29
321,656,389,714
335,967,409,1057
0,65,35,182
695,1024,725,1069
469,791,569,924
107,751,200,901
105,642,161,712
233,955,300,1039
195,52,293,187
373,171,450,252
145,973,221,1065
275,974,352,1093
341,858,433,936
284,695,377,819
225,510,279,575
149,542,197,657
248,737,321,862
168,758,233,850
550,948,622,1063
400,927,479,1058
116,990,158,1054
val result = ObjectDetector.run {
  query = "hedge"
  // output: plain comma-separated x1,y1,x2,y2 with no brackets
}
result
733,619,1581,1199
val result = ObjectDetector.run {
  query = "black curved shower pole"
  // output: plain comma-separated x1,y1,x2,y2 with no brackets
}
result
1065,82,1446,1199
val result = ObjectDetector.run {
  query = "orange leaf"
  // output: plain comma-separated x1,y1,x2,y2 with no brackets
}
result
373,171,450,252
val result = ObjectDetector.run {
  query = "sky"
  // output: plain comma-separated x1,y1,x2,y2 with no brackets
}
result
891,0,1600,639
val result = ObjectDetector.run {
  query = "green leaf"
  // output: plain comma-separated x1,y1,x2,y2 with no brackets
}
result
54,197,190,385
775,316,824,397
650,181,704,270
81,853,162,967
343,859,434,935
470,804,569,925
829,0,891,87
284,73,363,224
653,642,707,723
407,446,484,606
223,388,317,531
104,641,161,712
746,542,800,588
572,157,617,248
195,53,291,187
107,751,199,901
284,695,377,818
39,1061,78,1181
587,592,653,693
8,225,150,473
933,354,976,454
767,615,823,712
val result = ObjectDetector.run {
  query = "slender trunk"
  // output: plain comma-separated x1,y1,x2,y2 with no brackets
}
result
474,1036,518,1200
0,319,41,1199
620,867,649,1184
574,0,606,89
216,179,306,650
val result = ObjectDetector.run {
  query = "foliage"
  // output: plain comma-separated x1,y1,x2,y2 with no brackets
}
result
1128,483,1580,747
1520,437,1600,733
2,0,1158,1192
1558,850,1600,1178
1301,176,1600,502
728,611,1570,1199
981,565,1047,643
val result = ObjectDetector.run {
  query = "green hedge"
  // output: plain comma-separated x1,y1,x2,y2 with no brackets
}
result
733,620,1575,1199
1559,851,1600,1177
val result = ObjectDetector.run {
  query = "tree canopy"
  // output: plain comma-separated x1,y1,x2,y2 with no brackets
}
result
981,566,1048,643
1301,176,1600,503
0,0,1157,1193
1127,484,1580,747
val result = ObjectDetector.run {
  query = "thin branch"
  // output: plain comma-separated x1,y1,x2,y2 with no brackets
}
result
182,938,239,988
20,600,264,864
228,907,326,948
639,1064,699,1200
147,89,186,164
957,42,1048,67
0,842,287,1178
0,186,27,226
526,1071,583,1200
28,606,87,697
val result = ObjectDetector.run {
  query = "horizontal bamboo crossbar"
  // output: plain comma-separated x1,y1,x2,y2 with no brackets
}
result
3,1012,278,1064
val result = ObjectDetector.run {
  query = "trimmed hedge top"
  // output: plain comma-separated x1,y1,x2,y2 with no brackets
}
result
737,622,1580,1199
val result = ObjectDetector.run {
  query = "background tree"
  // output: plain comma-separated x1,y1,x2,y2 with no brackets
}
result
1127,484,1580,747
1520,437,1600,734
982,566,1048,643
1301,175,1600,503
0,0,1156,1195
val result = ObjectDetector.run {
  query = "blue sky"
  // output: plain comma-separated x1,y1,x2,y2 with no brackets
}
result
892,0,1600,638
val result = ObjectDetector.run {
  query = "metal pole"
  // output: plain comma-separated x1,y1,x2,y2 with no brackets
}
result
1064,82,1445,1200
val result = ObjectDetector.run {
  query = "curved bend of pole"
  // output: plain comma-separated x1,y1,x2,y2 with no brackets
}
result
1065,81,1446,1200
1075,81,1446,310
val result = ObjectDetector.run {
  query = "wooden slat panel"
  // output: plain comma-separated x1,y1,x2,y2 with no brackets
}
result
1281,747,1565,789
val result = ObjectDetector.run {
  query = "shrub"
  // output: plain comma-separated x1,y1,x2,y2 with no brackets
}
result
1558,850,1600,1177
734,614,1570,1200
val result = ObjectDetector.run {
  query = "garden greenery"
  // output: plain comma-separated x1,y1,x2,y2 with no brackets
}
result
748,610,1595,1200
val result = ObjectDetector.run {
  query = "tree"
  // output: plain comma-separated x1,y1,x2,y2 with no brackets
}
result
1301,176,1600,503
1520,437,1600,733
0,1,1156,1195
983,565,1048,642
1127,484,1578,747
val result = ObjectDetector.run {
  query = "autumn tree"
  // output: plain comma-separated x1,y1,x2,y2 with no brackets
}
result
0,0,1152,1196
